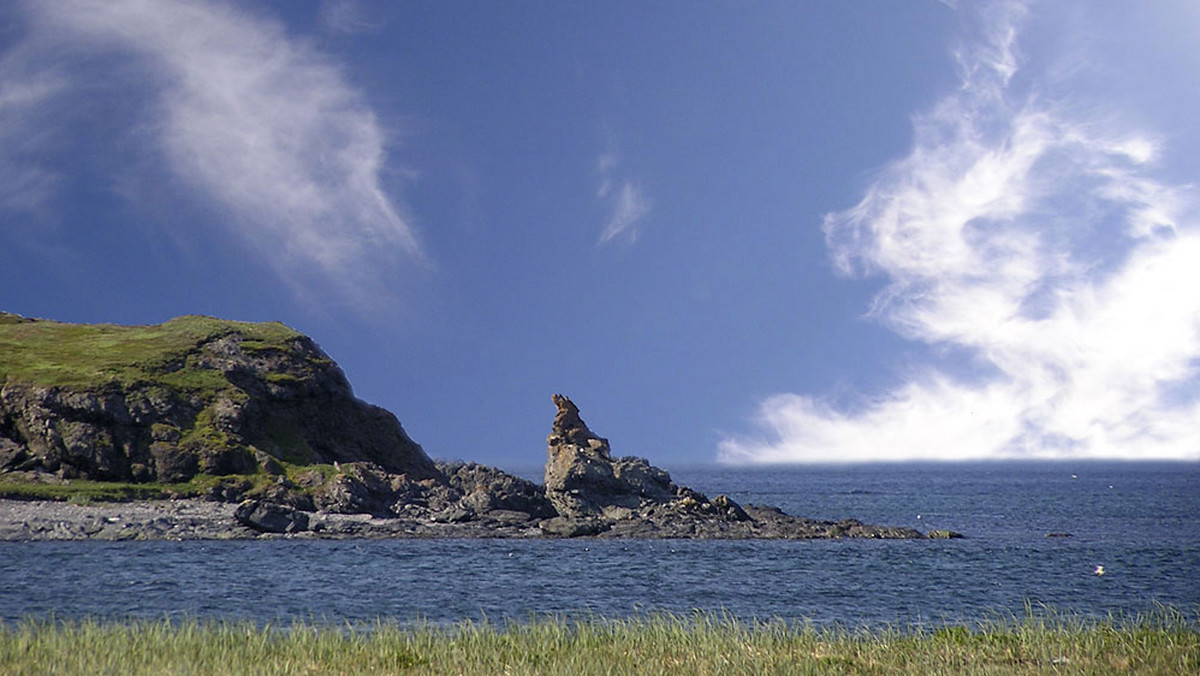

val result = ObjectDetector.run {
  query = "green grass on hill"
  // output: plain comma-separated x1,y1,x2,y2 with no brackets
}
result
0,461,344,503
0,477,216,503
0,314,329,480
0,607,1195,675
0,314,302,393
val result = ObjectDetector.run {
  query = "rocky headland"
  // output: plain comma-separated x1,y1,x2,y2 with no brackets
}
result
0,313,939,541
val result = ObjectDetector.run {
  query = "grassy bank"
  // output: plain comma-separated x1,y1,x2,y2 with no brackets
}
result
0,463,341,503
0,313,303,392
1,608,1196,675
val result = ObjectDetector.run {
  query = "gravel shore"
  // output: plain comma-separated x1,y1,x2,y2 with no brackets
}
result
0,499,550,541
0,499,253,541
0,496,933,542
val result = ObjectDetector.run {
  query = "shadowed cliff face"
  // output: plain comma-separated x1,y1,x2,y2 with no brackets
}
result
0,314,437,483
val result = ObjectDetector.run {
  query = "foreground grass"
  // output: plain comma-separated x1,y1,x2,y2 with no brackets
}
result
1,608,1196,675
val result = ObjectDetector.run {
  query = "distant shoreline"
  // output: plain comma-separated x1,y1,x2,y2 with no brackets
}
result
0,498,549,541
0,496,944,542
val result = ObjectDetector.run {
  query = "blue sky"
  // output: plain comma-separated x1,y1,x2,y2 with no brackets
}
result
2,1,1199,468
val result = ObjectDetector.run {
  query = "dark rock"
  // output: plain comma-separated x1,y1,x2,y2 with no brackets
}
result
0,315,438,486
201,477,253,503
431,506,475,523
538,395,928,540
151,442,199,483
254,450,285,476
710,494,750,521
925,530,964,539
312,463,398,516
0,437,30,472
439,461,555,519
484,509,534,525
294,469,327,488
234,499,309,533
539,516,609,537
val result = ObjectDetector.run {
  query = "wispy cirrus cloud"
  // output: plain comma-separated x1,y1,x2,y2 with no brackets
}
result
720,0,1200,463
596,148,652,245
2,0,421,303
318,0,379,36
0,43,67,215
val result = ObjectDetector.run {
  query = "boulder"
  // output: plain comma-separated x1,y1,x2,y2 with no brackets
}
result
311,463,399,516
439,461,556,519
430,506,475,523
539,516,609,537
926,530,965,539
234,499,309,533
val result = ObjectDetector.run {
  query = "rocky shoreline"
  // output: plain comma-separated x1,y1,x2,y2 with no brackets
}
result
0,396,941,542
0,497,551,541
0,496,932,542
1,316,948,542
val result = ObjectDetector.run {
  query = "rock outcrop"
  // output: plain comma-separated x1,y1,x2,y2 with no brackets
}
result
234,499,310,534
0,314,437,483
545,394,674,517
542,394,924,539
0,312,939,540
439,461,556,520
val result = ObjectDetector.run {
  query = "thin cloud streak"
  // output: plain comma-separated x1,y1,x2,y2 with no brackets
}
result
596,148,651,245
720,0,1200,463
0,44,66,214
319,0,379,35
599,181,652,245
5,0,422,304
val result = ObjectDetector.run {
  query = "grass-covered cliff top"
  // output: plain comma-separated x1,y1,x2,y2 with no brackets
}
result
0,313,303,392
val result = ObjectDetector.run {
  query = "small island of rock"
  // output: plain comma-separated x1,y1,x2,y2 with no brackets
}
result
0,313,938,541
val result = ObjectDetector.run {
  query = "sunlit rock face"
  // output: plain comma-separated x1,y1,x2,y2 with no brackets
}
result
541,394,928,540
544,394,675,518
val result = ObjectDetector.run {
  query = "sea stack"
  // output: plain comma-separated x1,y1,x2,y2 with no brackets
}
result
542,394,928,539
544,394,676,518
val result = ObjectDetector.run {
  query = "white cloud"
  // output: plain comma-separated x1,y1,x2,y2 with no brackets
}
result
720,0,1200,463
595,146,651,245
597,149,620,176
0,43,67,214
3,0,421,303
319,0,378,35
599,181,652,245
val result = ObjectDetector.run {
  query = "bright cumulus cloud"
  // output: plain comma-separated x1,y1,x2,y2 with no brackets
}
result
0,0,420,304
720,0,1200,463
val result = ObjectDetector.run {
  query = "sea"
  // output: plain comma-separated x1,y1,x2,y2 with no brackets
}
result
1,462,1197,628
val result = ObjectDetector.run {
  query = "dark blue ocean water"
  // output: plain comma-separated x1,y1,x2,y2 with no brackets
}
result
1,462,1197,627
